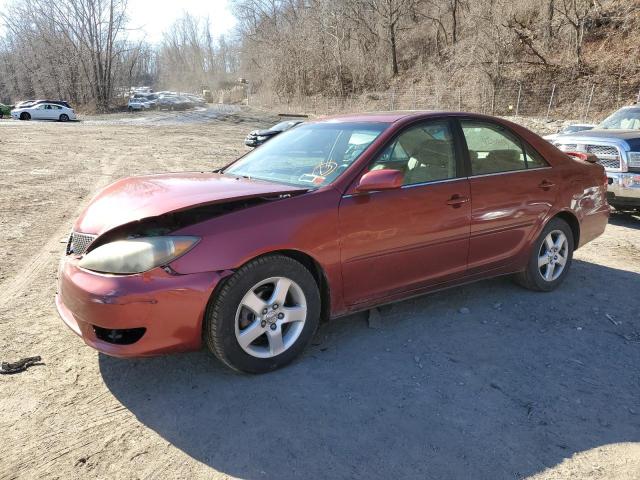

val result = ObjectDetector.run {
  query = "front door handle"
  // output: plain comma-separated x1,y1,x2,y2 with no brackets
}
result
538,180,555,190
446,194,470,208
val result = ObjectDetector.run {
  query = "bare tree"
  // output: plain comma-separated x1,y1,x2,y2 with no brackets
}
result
362,0,422,75
554,0,597,64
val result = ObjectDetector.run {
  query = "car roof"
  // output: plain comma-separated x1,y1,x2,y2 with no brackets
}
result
313,110,514,124
318,111,420,123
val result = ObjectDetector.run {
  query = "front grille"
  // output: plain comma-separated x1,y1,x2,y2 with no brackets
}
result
555,142,622,170
66,232,97,255
585,145,621,169
555,143,577,151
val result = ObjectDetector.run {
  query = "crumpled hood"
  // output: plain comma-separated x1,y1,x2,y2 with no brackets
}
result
75,172,307,235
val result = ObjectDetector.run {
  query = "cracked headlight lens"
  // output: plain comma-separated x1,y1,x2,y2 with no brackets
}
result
79,236,199,274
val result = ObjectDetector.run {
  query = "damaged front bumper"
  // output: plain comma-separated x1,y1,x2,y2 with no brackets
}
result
55,257,225,357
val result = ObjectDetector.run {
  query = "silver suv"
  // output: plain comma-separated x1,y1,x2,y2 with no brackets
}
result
552,106,640,211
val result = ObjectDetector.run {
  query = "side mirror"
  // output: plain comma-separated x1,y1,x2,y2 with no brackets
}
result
356,169,404,193
565,151,598,164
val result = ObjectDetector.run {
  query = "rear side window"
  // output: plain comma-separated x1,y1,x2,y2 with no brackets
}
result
524,144,549,168
461,121,526,175
370,120,457,185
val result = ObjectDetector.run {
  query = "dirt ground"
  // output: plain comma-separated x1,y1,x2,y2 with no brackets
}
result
0,107,639,480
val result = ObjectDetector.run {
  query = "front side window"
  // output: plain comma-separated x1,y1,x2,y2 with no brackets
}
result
461,121,528,175
370,120,457,185
224,122,388,188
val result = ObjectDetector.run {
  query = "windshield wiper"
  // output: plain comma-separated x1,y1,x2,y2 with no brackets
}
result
221,171,252,180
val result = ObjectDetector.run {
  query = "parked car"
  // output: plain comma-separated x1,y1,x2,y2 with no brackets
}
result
543,123,595,142
552,105,640,211
33,99,72,109
11,102,76,121
156,95,179,110
14,100,36,109
14,99,72,109
127,97,152,111
56,111,609,373
244,119,304,147
0,102,12,118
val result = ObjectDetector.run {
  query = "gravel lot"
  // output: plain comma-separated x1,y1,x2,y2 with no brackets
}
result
0,107,639,480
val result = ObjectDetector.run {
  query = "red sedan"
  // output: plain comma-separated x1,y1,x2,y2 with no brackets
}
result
56,112,609,373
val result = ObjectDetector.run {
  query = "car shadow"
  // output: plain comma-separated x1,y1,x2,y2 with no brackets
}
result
100,260,640,479
609,210,640,229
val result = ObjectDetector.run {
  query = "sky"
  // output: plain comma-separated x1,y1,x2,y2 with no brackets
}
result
0,0,238,44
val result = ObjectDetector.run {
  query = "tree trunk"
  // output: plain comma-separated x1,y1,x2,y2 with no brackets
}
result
546,0,554,46
389,22,398,76
452,0,458,44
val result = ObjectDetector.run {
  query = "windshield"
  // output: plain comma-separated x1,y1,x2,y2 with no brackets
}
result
598,108,640,130
224,122,388,188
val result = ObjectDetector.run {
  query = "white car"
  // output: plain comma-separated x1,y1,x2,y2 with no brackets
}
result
11,102,76,121
127,98,152,111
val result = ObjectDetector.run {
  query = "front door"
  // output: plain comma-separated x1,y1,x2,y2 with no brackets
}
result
33,104,49,119
458,119,558,273
339,119,471,306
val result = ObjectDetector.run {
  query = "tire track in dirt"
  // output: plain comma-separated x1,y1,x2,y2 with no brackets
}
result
0,156,125,313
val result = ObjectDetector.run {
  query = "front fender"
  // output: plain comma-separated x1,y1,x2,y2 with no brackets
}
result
168,188,346,315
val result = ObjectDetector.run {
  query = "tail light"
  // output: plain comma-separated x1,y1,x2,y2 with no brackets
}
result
565,151,598,163
566,151,608,187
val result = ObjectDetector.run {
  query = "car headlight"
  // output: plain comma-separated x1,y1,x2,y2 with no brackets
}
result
78,236,199,274
628,152,640,168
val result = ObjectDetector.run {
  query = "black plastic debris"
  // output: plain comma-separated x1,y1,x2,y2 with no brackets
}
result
0,356,43,374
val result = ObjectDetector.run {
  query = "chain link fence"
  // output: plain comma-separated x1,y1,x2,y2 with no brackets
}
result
248,81,640,128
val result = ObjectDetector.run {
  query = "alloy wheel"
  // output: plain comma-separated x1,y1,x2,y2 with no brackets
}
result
235,276,307,358
538,230,569,282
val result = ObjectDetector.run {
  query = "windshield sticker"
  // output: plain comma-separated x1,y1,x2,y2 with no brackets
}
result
313,161,338,176
298,173,326,185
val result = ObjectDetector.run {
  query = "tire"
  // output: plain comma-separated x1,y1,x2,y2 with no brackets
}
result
20,112,30,120
128,106,133,112
515,218,574,292
204,254,321,373
59,114,69,122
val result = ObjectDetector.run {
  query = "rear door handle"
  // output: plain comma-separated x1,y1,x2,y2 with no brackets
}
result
446,194,470,208
538,180,555,190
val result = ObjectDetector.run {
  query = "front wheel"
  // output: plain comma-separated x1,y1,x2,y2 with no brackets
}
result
20,112,30,120
515,218,574,292
204,255,321,373
59,114,69,122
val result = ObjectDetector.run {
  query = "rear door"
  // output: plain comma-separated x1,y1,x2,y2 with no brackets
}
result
458,119,558,273
50,104,63,119
339,119,471,305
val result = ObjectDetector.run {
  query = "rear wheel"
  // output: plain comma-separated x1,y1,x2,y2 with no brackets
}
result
59,114,69,122
20,112,30,120
204,255,321,373
515,218,574,292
